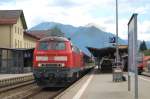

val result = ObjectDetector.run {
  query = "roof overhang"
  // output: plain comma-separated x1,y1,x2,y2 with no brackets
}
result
87,46,128,58
20,10,27,29
87,47,116,58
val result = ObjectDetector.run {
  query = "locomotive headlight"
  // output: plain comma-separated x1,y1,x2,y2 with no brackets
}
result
54,56,67,61
38,63,42,67
61,63,65,67
36,56,48,61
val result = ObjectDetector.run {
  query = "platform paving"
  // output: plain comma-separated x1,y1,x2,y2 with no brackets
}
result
0,73,33,80
142,72,150,77
57,69,150,99
80,72,132,99
56,69,132,99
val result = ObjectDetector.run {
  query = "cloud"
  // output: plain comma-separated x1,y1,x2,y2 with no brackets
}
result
0,0,14,3
49,0,79,8
0,0,149,41
138,21,150,41
0,0,15,5
0,0,115,27
125,5,149,15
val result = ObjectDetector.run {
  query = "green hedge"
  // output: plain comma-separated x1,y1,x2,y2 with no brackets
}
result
143,50,150,56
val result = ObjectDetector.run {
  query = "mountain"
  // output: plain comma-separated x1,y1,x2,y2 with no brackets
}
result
30,22,77,37
30,22,149,54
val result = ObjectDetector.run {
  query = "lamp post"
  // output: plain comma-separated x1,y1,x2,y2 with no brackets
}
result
112,0,124,82
116,0,119,65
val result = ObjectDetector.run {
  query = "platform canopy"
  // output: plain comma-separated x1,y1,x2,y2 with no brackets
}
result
87,45,128,58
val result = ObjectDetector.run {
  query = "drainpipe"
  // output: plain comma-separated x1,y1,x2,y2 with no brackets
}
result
9,25,12,48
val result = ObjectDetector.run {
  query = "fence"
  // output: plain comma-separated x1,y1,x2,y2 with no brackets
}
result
0,48,34,74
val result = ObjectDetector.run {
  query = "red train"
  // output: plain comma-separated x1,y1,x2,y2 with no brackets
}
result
33,36,94,87
137,56,144,74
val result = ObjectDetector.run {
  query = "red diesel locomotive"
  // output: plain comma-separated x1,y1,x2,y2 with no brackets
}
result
33,36,93,87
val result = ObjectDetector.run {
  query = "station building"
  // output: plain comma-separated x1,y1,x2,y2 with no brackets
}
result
0,10,38,48
0,10,39,74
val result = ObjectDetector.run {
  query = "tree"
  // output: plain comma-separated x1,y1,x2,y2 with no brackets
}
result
139,40,147,52
47,26,64,37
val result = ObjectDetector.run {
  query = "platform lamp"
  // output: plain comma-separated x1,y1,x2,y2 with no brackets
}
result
115,0,119,66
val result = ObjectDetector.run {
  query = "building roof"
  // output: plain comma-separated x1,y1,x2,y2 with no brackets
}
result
0,47,34,51
0,10,27,29
39,36,69,42
87,45,128,58
27,30,48,39
24,31,40,40
27,30,65,39
87,47,116,58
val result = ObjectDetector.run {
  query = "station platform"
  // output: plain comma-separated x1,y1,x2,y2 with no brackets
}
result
142,72,150,77
56,69,150,99
0,73,34,87
0,73,33,80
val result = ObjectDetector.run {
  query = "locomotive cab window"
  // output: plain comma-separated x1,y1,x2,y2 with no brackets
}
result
38,41,66,50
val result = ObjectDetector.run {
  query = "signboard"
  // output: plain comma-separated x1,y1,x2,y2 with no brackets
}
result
109,37,116,43
128,14,138,99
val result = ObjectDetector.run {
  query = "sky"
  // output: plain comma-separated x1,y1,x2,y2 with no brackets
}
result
0,0,150,41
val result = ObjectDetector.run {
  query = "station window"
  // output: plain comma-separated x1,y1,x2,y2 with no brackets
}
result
15,39,17,48
18,28,19,34
20,29,22,35
18,40,19,48
15,26,17,33
24,42,25,48
20,41,21,48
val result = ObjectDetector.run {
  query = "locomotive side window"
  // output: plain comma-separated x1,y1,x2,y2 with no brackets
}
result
38,41,66,50
72,45,80,53
76,47,80,53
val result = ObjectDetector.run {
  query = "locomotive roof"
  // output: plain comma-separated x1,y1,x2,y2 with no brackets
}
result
39,36,69,42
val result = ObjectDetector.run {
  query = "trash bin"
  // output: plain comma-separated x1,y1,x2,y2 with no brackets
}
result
112,62,124,82
112,68,123,82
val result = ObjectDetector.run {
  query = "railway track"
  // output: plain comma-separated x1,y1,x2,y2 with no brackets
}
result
0,80,35,93
0,82,40,99
0,68,93,99
0,81,63,99
0,77,88,98
28,69,93,99
28,88,64,99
